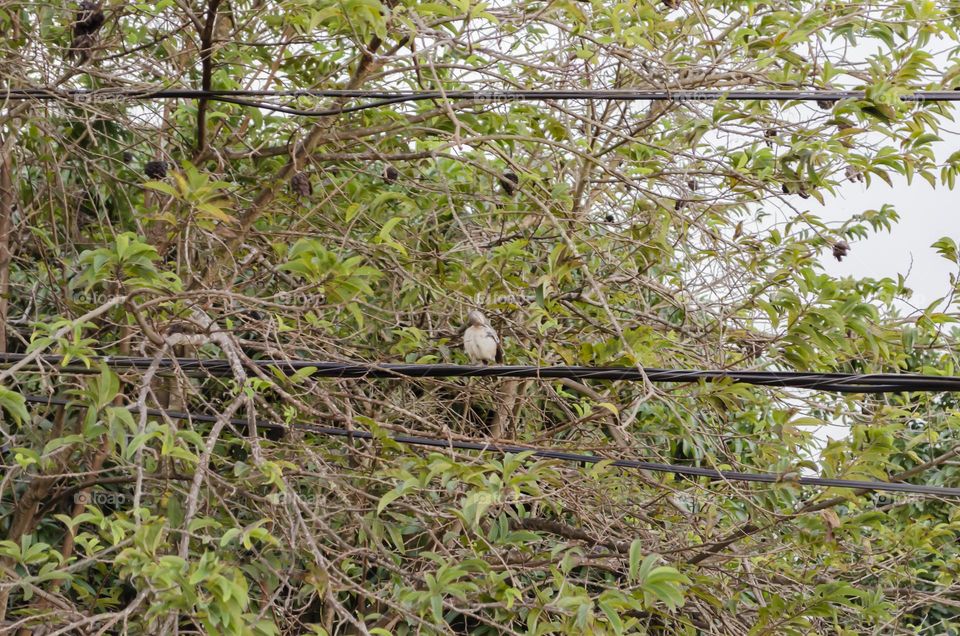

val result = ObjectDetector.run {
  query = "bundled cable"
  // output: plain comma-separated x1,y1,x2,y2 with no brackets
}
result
3,88,960,117
20,394,960,497
4,353,960,394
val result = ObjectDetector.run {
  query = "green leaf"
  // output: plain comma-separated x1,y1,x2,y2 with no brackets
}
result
377,216,408,256
0,387,29,425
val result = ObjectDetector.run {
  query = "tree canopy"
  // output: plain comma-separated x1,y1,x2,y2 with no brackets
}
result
1,0,960,633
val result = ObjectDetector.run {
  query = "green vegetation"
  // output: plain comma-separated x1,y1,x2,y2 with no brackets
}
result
1,0,959,633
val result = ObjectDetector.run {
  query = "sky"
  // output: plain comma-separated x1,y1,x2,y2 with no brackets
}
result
805,138,960,449
819,141,960,312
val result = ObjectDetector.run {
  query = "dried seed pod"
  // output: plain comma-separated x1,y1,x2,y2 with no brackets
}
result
674,199,686,211
74,1,105,36
687,179,697,191
382,165,399,183
764,128,778,147
499,171,519,196
144,161,167,179
844,165,864,183
122,151,134,164
816,99,834,110
605,214,615,222
290,171,312,198
781,184,790,195
832,240,850,261
798,187,810,199
662,0,681,7
69,1,104,63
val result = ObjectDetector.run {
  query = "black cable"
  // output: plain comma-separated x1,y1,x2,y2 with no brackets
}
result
20,394,960,497
4,353,960,394
4,88,959,117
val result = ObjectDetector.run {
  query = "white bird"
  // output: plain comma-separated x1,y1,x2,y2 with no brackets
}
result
463,310,503,365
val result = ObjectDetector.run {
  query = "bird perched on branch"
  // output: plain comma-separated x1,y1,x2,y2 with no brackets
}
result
463,310,503,365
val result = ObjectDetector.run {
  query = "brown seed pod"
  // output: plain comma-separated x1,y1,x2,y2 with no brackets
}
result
499,171,519,196
844,165,864,183
674,199,686,211
816,99,834,110
74,1,105,35
122,151,134,164
662,0,681,8
69,1,104,63
832,240,850,262
144,161,167,179
798,187,810,199
290,171,312,198
781,184,790,195
687,179,697,191
764,128,778,147
382,165,399,183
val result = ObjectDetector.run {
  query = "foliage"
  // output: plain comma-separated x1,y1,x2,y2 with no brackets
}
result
0,0,959,633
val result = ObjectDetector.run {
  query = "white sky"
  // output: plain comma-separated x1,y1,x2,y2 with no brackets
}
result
819,141,960,312
802,139,960,449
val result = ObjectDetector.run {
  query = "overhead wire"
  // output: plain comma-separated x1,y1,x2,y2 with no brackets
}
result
3,353,960,394
3,88,960,117
19,394,960,498
5,84,958,495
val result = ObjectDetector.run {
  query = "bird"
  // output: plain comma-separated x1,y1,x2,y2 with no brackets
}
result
463,310,503,365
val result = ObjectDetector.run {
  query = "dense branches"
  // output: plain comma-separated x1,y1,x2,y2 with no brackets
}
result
0,0,959,634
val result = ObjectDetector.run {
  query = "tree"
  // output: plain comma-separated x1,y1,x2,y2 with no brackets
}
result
0,0,959,633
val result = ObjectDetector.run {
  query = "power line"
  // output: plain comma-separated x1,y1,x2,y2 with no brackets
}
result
3,88,958,117
20,394,960,497
3,353,960,394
